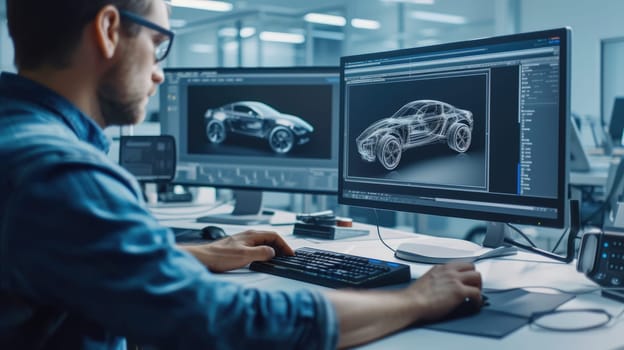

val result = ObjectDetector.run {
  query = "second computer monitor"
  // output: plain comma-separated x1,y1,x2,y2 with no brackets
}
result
160,67,340,223
339,28,570,229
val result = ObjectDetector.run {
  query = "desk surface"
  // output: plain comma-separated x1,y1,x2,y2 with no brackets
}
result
157,209,624,350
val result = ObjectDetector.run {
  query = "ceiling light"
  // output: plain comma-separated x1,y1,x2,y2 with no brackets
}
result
381,0,435,4
218,27,256,38
190,43,214,53
303,13,346,27
351,18,381,30
169,0,232,12
169,19,187,28
259,31,305,44
218,27,238,37
411,11,466,24
240,27,256,38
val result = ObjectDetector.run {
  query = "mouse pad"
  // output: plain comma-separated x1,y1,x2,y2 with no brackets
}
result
422,289,574,338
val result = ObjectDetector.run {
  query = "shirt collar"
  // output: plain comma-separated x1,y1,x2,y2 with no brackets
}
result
0,72,111,153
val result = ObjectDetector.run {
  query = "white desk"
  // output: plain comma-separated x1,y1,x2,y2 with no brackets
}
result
156,209,624,350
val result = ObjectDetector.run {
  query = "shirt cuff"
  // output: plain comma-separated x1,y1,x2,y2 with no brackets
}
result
309,290,339,350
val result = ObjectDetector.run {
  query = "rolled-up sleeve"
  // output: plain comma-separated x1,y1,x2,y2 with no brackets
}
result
6,158,339,349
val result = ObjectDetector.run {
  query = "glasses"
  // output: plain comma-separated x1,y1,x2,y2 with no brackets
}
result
529,308,613,332
119,10,174,63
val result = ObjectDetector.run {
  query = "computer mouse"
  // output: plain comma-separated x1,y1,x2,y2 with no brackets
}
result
201,225,228,240
447,294,487,319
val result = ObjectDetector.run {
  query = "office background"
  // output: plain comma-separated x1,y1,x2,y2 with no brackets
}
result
1,0,623,242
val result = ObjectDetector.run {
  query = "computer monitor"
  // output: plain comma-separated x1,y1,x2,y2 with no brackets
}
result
601,36,624,141
160,67,340,224
569,117,591,172
608,98,624,145
119,135,176,182
339,28,570,262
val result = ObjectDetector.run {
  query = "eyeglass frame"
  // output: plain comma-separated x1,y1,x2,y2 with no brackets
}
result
118,9,175,63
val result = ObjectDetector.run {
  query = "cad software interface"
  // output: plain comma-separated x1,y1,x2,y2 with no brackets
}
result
161,68,340,193
341,30,568,224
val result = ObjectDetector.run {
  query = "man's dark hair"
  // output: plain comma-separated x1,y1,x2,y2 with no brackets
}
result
6,0,153,70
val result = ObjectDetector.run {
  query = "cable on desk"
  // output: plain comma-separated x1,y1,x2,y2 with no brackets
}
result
373,209,396,253
505,223,537,247
550,228,571,253
529,308,614,332
479,285,621,332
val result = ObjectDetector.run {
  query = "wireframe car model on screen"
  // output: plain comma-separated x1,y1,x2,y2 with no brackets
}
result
204,101,314,154
356,99,473,170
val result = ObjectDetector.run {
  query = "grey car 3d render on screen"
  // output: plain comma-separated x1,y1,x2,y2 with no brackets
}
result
356,99,474,170
204,101,314,154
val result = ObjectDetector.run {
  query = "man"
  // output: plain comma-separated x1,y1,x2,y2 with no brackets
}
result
0,0,483,349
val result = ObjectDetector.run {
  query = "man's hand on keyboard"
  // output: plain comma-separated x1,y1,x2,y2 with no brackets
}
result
183,230,295,273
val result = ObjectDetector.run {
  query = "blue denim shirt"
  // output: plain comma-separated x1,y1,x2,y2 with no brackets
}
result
0,72,338,350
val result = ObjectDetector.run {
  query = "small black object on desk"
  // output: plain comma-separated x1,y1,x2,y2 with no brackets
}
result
446,295,489,319
170,226,228,243
293,211,366,240
201,225,228,240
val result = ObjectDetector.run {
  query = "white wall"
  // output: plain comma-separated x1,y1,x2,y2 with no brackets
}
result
520,0,624,120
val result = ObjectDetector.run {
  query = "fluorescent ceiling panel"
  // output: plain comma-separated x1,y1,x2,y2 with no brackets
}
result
411,11,466,24
259,31,305,44
169,0,232,12
351,18,381,30
303,13,347,26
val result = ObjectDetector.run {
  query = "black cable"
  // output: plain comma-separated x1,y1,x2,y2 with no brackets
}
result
503,236,572,264
373,209,396,253
506,223,537,248
551,228,570,253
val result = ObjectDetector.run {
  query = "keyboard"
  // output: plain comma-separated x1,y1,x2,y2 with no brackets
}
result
249,247,411,288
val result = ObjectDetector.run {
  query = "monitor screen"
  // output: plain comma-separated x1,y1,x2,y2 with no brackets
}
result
119,135,176,182
608,97,624,145
601,37,624,136
160,67,340,194
339,28,570,228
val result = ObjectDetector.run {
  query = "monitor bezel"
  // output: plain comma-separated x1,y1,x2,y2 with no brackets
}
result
161,66,340,195
338,27,571,228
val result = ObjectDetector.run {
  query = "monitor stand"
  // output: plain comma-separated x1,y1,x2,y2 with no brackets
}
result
394,222,517,264
196,190,272,225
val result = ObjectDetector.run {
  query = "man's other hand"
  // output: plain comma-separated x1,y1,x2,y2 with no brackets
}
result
181,230,295,272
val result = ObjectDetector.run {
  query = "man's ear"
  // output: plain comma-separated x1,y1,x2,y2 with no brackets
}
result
93,5,122,60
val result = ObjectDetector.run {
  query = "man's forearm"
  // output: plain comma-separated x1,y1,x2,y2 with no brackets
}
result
327,289,422,348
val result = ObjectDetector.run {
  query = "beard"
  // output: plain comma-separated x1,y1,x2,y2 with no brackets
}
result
97,62,147,127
